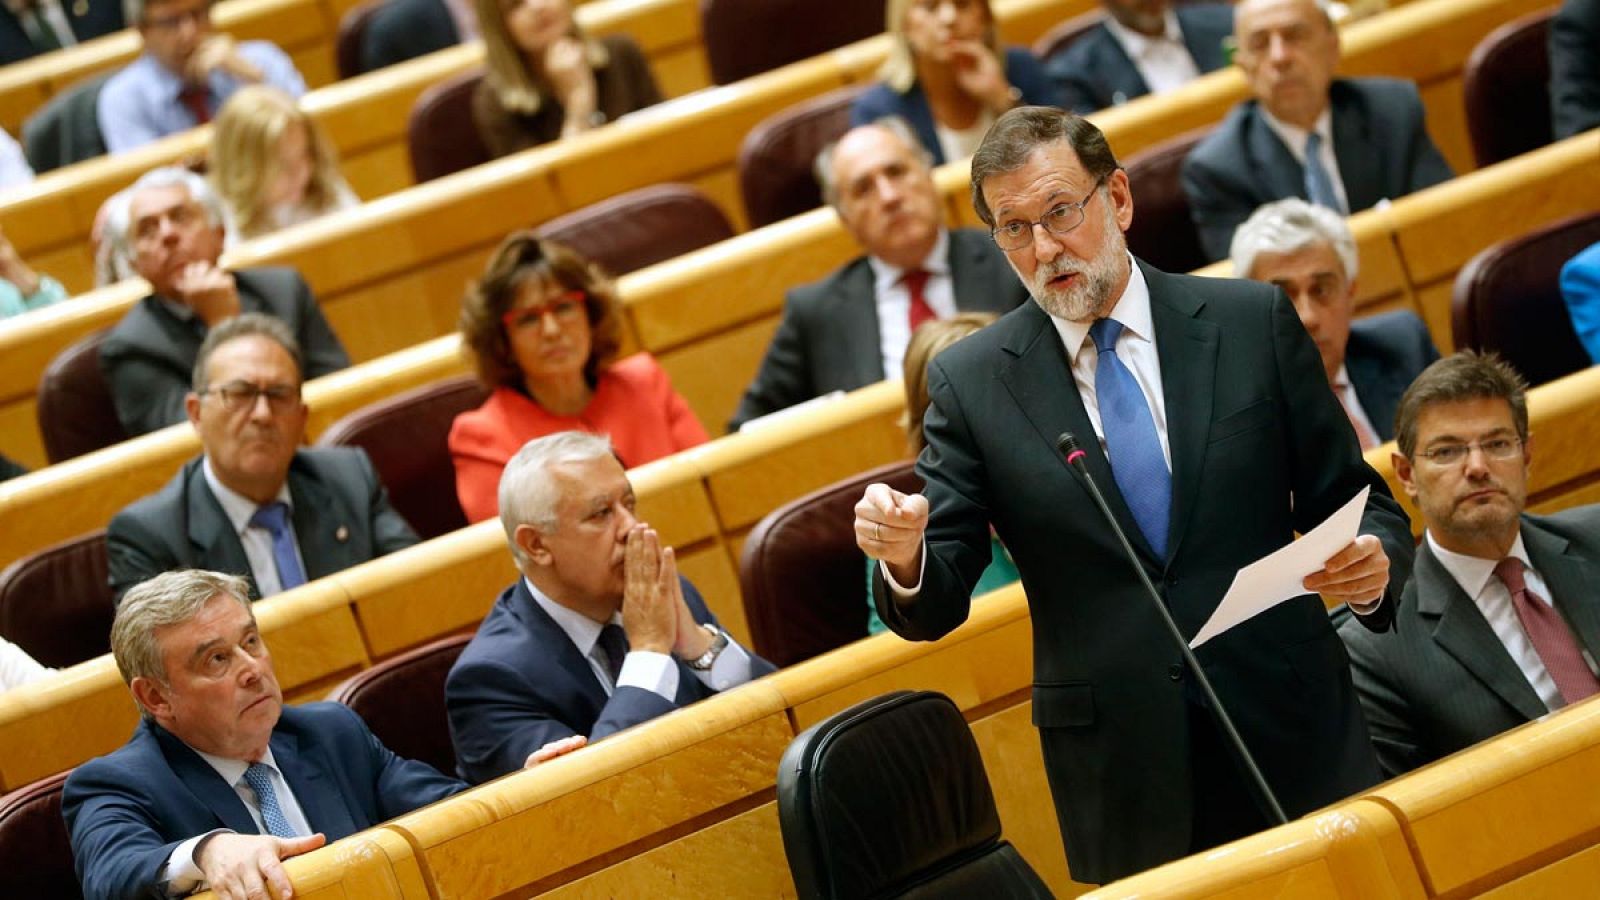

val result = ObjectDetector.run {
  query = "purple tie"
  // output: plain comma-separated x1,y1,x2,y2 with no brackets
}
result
1495,557,1599,708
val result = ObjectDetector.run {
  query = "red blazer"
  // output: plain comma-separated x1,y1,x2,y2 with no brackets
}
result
449,353,709,522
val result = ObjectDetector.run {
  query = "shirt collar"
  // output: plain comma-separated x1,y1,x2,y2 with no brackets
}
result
523,576,621,659
202,457,293,537
1102,8,1184,60
1047,253,1152,360
194,744,282,789
1426,529,1532,602
1258,105,1334,163
867,228,951,294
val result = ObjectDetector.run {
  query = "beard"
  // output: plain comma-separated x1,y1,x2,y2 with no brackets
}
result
1018,202,1128,322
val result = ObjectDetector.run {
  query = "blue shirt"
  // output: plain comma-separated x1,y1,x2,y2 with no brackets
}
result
0,274,66,318
97,41,306,153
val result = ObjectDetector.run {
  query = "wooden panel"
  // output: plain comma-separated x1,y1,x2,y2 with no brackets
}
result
340,524,512,660
676,541,746,647
0,397,43,471
253,579,368,693
0,656,136,791
194,827,429,900
1478,843,1600,899
654,317,781,436
972,702,1086,896
300,335,471,439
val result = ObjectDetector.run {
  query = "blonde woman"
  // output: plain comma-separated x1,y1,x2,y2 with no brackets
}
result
472,0,661,159
208,85,358,239
851,0,1059,165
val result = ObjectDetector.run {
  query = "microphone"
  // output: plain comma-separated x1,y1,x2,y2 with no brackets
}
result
1055,432,1288,827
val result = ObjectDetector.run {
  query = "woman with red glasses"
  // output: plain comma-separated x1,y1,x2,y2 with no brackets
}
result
450,232,707,522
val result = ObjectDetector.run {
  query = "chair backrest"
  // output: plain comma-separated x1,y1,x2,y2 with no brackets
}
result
534,183,736,277
336,0,389,80
777,690,1052,900
1031,8,1106,61
316,375,488,540
700,0,887,85
20,72,110,174
0,530,113,670
327,633,473,778
0,772,78,900
36,329,128,465
408,67,491,183
1462,8,1554,169
740,460,919,668
1452,210,1600,388
1122,125,1212,276
738,86,862,229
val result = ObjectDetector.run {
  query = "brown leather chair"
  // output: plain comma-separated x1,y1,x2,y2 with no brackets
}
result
316,375,488,540
1123,125,1212,275
1462,8,1554,169
534,183,736,277
327,633,473,778
1032,8,1106,61
739,460,919,668
738,86,861,229
1452,210,1600,388
335,0,387,79
37,329,129,464
700,0,886,85
0,530,113,669
407,67,491,183
0,772,78,900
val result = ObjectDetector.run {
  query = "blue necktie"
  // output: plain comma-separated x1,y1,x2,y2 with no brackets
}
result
1089,318,1171,559
249,502,307,591
242,763,297,838
1303,131,1345,213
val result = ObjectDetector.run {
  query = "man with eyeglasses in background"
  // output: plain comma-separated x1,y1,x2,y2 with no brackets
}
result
1339,351,1600,778
97,0,305,152
106,312,416,603
100,166,349,436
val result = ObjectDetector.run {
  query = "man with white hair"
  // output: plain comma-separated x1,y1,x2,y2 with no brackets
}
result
1230,197,1438,449
99,166,348,436
446,431,775,784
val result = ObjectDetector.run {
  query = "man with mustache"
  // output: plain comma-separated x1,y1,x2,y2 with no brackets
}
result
1180,0,1453,262
106,313,418,603
855,105,1413,884
1339,352,1600,777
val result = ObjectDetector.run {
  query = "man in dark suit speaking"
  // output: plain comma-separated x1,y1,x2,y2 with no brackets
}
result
854,106,1415,884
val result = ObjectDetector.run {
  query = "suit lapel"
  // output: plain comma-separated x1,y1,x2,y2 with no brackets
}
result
1244,105,1309,203
1330,85,1382,212
153,723,261,834
286,459,355,581
1144,265,1218,565
1524,519,1600,664
514,582,611,713
272,727,359,841
1095,30,1150,104
831,262,886,388
1415,544,1549,721
187,462,259,599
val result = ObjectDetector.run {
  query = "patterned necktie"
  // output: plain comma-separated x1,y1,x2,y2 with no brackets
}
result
178,83,211,125
1089,318,1170,559
596,623,629,685
242,763,297,838
902,269,937,334
1495,557,1600,708
249,502,307,591
1303,131,1345,213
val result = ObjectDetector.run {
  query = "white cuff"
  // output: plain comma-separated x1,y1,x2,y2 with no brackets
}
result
616,650,678,702
690,636,754,692
162,829,229,896
879,541,927,598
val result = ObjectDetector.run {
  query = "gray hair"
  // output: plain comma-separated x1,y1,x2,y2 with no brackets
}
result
1229,198,1359,283
969,106,1121,227
497,431,618,566
105,166,233,262
191,312,304,392
112,570,254,690
814,116,931,210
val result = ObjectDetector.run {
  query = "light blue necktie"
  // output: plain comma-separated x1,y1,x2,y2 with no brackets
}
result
1303,131,1345,213
249,502,307,591
1090,318,1171,559
242,763,297,838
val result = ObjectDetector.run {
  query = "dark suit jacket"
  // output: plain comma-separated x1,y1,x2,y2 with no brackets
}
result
728,228,1029,430
446,577,776,784
1339,507,1600,777
1182,77,1455,262
849,48,1061,165
99,266,350,436
357,0,459,75
1551,0,1600,139
873,262,1413,884
106,447,419,603
1345,309,1439,442
1043,3,1234,114
0,0,125,66
62,703,465,900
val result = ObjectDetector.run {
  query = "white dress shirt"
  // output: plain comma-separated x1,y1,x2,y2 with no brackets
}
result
868,229,959,381
1258,106,1351,214
203,460,307,598
162,748,313,896
0,636,52,692
1103,9,1202,97
1428,531,1566,712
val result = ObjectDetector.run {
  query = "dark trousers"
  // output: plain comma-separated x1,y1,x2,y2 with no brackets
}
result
1186,702,1273,853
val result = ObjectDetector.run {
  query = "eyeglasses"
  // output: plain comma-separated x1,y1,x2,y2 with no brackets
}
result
200,381,301,413
1414,436,1523,467
142,4,208,31
501,291,587,331
990,176,1107,252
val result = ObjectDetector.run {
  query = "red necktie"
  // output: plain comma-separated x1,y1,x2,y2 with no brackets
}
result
1334,377,1379,451
1495,557,1600,708
903,269,936,334
178,84,211,125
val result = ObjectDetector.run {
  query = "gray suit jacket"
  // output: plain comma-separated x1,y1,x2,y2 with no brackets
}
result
1044,3,1234,114
1182,77,1455,262
106,446,419,603
99,266,350,436
727,228,1029,430
1340,507,1600,777
1345,310,1439,442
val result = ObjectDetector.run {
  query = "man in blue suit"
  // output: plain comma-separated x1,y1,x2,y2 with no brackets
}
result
1044,0,1234,114
1230,198,1438,449
62,569,469,900
447,431,776,784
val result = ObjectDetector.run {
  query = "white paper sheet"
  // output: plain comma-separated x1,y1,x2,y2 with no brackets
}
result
1189,486,1371,648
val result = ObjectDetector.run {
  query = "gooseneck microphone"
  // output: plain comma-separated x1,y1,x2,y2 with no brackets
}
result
1055,432,1288,827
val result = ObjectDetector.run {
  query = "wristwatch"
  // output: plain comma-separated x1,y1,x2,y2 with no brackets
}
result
686,624,728,671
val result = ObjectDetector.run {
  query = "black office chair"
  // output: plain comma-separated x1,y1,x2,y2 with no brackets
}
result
777,690,1053,899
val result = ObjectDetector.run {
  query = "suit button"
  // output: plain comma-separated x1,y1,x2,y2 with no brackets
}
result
1168,664,1183,682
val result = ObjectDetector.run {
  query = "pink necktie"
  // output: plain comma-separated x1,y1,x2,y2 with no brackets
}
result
903,269,936,334
1334,378,1378,451
1495,557,1599,708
